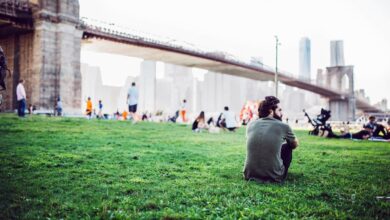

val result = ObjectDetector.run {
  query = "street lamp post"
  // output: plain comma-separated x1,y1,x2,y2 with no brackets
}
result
274,35,280,98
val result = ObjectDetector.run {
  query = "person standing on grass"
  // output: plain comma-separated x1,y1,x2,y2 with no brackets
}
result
127,82,139,121
56,96,62,116
86,97,93,119
98,100,103,119
16,79,26,117
180,99,188,123
122,110,128,120
243,96,299,183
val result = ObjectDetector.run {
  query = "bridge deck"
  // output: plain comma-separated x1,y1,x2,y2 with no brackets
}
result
81,28,381,113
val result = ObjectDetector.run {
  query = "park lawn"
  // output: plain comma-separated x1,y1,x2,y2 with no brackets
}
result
0,114,389,219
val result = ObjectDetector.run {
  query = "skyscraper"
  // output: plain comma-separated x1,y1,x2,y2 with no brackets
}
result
330,40,345,66
299,37,311,81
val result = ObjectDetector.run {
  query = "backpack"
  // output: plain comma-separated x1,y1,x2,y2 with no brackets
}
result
0,47,9,91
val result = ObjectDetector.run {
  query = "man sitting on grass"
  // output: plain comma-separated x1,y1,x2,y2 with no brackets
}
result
363,116,389,139
243,96,299,183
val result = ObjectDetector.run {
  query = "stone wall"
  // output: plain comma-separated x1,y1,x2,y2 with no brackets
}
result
0,37,15,112
30,0,82,114
0,33,34,112
0,0,82,114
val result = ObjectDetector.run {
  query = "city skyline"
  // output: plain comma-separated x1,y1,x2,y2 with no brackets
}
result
330,40,345,67
80,0,390,104
80,60,331,121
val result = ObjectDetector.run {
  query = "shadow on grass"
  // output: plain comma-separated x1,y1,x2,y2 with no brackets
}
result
285,172,305,182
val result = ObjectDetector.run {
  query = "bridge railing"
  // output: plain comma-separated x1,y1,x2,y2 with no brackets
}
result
0,0,30,17
80,17,302,81
80,17,206,53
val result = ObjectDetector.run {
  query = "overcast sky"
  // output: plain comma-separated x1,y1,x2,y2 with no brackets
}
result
80,0,390,104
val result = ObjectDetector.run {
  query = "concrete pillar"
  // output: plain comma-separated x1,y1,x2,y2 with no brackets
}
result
30,0,82,114
0,0,82,114
329,99,348,121
139,60,156,113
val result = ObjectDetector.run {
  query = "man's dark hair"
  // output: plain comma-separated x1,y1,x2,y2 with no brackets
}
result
132,82,136,86
258,96,280,118
224,106,229,111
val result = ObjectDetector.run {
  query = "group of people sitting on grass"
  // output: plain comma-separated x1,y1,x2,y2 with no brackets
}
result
318,116,390,142
304,108,390,141
191,106,239,133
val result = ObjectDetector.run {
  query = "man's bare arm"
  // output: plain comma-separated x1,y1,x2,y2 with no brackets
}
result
288,138,299,149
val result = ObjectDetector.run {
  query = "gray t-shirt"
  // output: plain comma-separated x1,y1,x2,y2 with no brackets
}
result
243,116,296,182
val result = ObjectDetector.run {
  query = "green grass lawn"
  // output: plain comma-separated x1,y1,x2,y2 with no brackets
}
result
0,114,389,219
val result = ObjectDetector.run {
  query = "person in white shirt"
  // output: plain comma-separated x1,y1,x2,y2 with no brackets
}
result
221,106,238,131
16,79,26,117
127,82,139,121
180,99,188,122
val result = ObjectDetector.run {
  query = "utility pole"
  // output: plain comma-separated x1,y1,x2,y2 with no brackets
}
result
274,35,280,98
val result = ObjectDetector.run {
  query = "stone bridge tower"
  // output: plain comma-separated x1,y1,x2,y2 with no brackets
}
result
0,0,82,114
326,65,356,121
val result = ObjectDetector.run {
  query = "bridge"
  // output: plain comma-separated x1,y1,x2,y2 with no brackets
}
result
0,0,382,120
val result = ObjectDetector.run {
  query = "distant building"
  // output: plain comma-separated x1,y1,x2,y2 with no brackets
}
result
81,64,101,103
139,60,156,113
281,86,305,119
200,71,275,114
201,71,218,112
164,63,194,113
299,37,311,81
81,59,328,120
355,89,370,103
374,99,388,112
155,77,175,114
330,40,345,66
81,63,131,114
